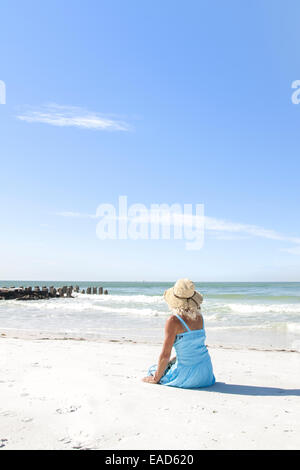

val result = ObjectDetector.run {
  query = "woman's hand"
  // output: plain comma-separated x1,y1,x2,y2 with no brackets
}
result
142,376,158,384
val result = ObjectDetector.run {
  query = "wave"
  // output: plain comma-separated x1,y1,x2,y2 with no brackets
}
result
218,302,300,315
208,294,300,302
0,294,168,318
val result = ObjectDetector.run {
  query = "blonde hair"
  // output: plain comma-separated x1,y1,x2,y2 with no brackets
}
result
173,304,201,320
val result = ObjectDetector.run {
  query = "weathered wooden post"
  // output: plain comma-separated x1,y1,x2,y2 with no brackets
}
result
104,289,108,295
66,287,72,298
42,287,49,297
87,287,91,295
81,289,85,294
92,287,97,294
49,287,56,297
98,287,103,295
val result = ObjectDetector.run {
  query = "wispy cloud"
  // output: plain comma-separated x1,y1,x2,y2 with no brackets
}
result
17,104,131,131
204,216,300,244
56,209,300,251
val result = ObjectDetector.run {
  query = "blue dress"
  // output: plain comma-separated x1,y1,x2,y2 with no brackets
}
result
148,314,215,389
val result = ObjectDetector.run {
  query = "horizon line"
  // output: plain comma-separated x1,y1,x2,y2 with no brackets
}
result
1,279,300,284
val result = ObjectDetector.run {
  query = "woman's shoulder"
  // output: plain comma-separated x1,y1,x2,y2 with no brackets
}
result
165,314,181,331
166,314,191,336
166,314,179,325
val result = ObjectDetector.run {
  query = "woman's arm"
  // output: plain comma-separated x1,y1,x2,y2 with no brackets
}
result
143,316,178,384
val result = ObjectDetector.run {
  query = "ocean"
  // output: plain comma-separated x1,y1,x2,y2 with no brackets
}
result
1,281,300,351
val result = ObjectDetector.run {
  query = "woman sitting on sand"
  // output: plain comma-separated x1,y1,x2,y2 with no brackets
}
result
143,279,215,388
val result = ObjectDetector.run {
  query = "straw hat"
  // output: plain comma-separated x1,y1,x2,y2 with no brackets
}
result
164,279,203,310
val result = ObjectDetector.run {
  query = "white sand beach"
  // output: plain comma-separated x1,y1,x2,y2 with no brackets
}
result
1,335,299,450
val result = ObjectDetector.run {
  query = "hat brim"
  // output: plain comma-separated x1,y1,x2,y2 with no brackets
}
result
164,287,203,309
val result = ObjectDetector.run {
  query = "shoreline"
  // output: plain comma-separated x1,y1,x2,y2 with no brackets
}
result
1,328,300,354
1,336,300,449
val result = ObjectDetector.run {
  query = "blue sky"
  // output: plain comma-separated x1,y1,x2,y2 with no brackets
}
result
1,0,300,281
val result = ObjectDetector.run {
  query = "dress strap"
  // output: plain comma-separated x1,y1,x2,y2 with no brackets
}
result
174,313,191,332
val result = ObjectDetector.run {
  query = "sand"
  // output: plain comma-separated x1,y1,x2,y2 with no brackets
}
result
0,336,299,450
